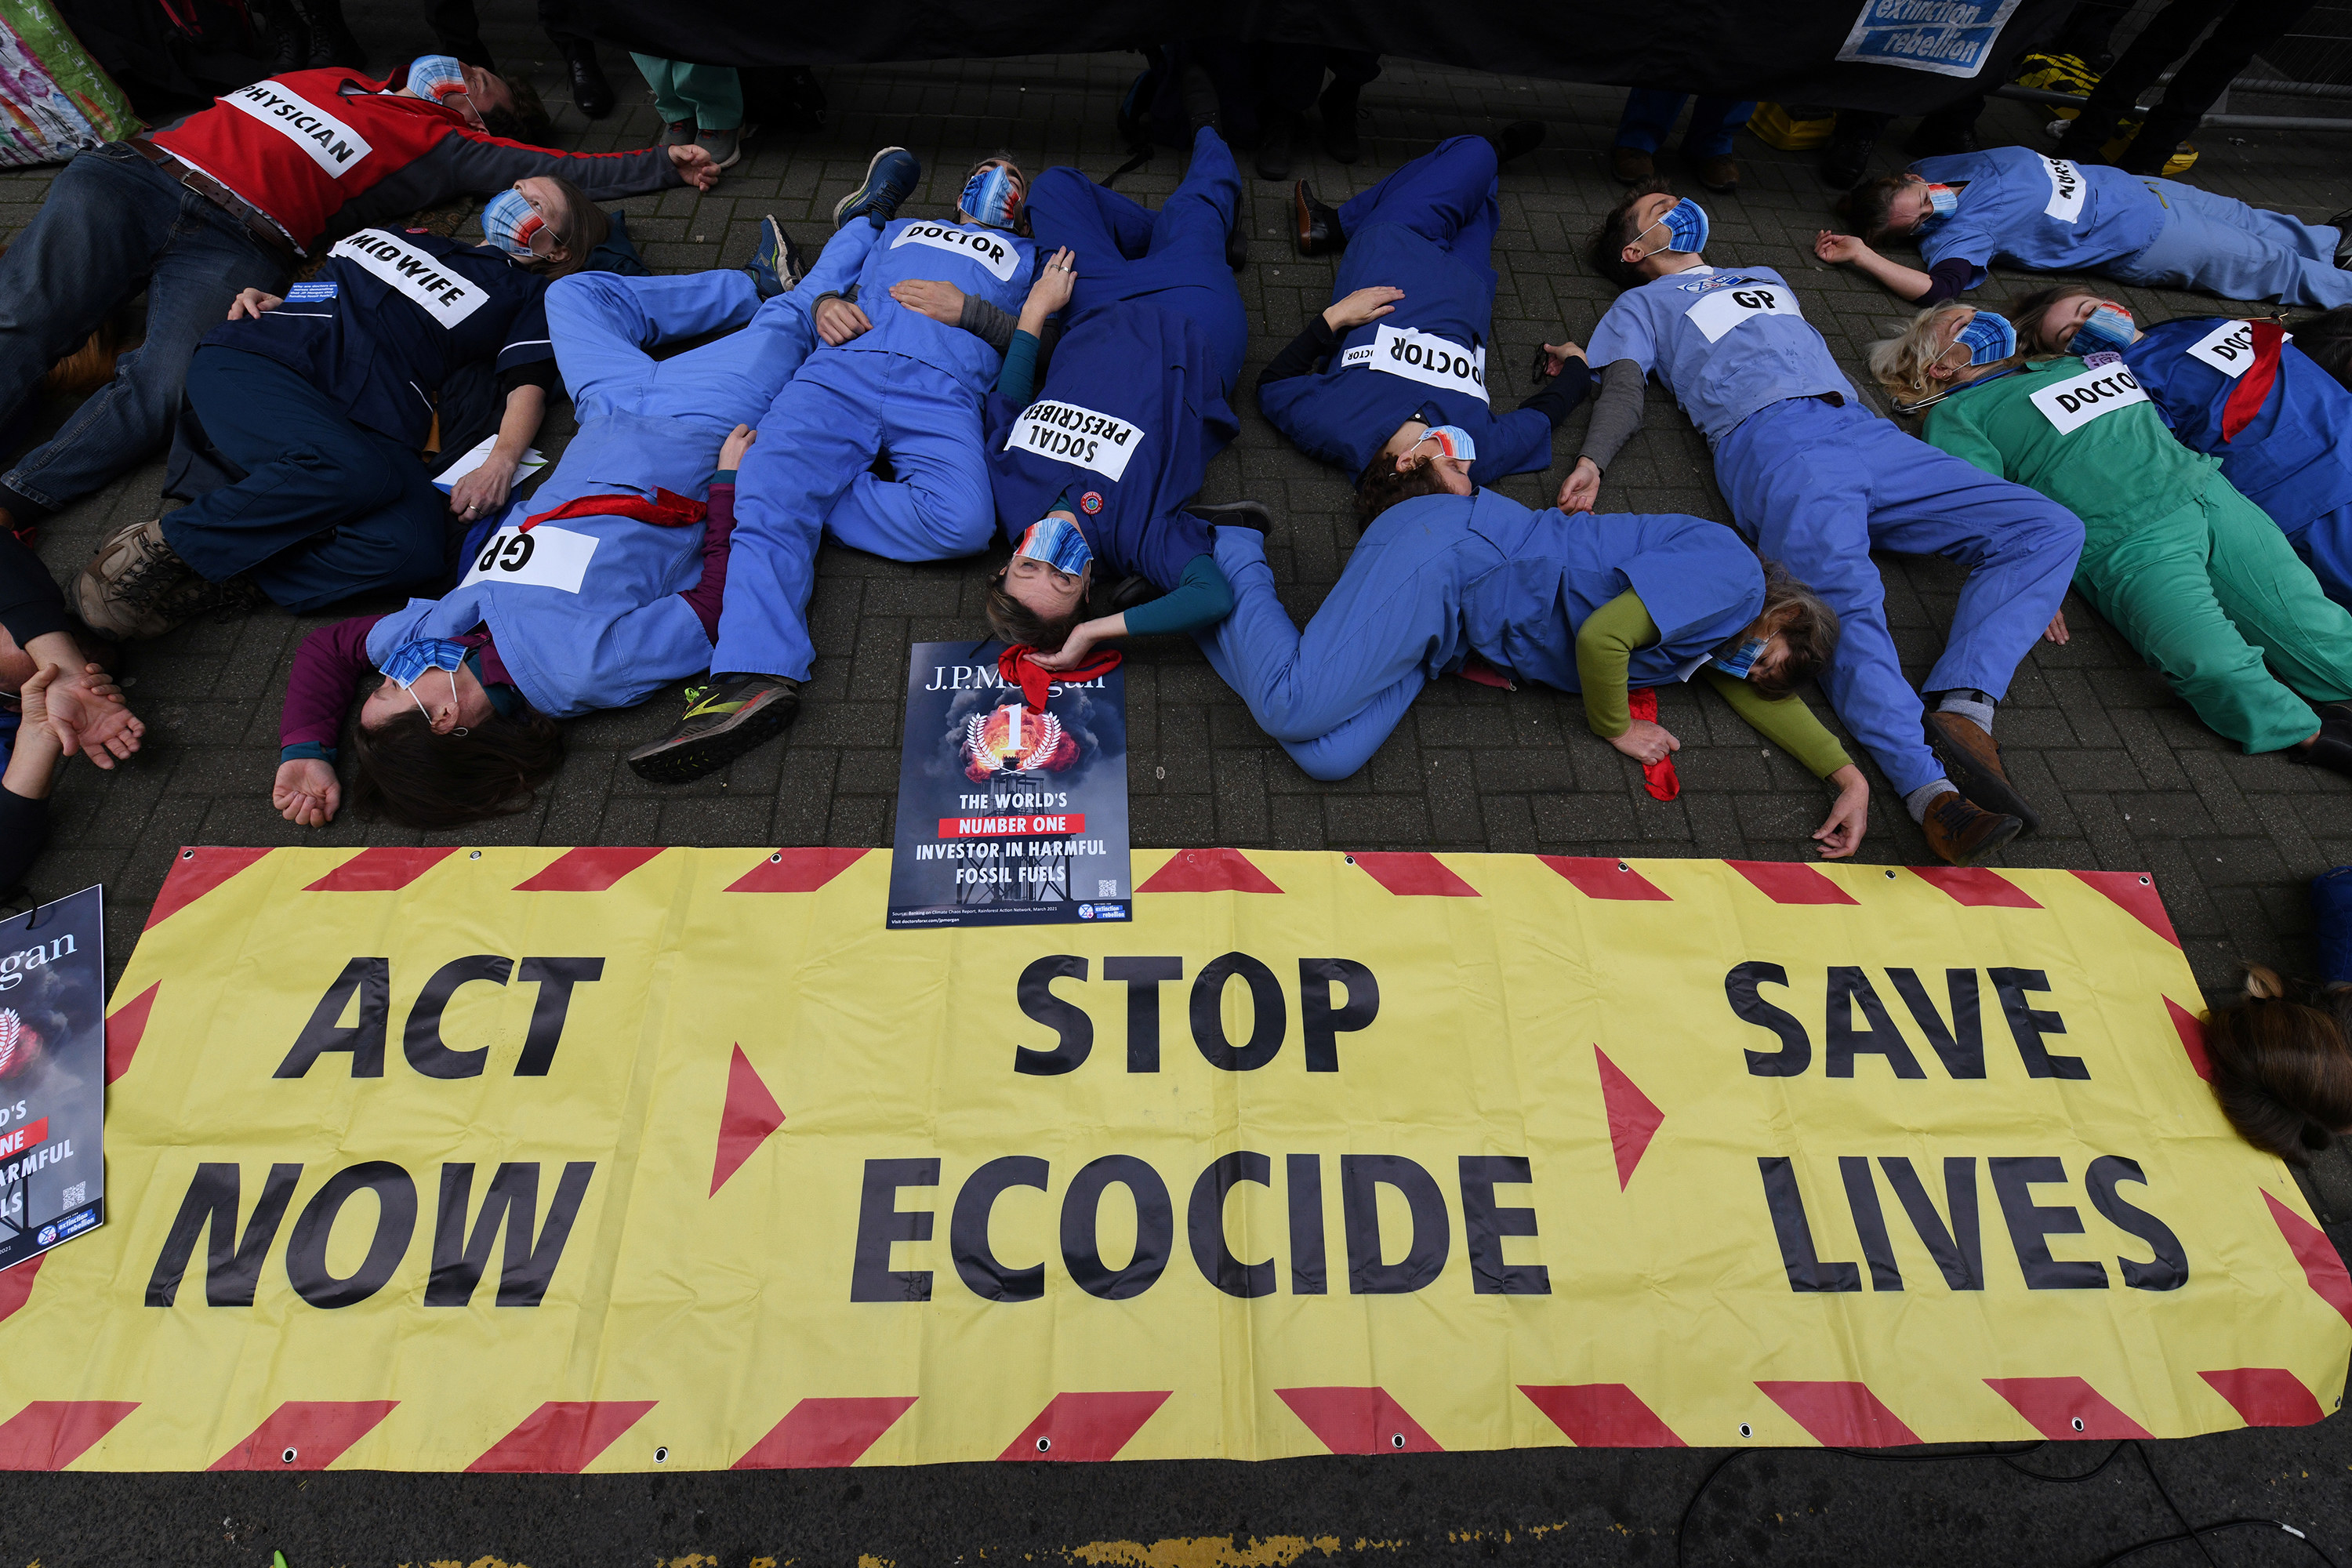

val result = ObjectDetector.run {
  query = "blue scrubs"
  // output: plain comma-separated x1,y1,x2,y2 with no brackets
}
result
2125,317,2352,607
1589,260,2084,797
1915,147,2352,309
1258,136,1553,484
1196,491,1762,781
717,215,1036,683
369,268,825,718
989,133,1247,590
1025,127,1248,398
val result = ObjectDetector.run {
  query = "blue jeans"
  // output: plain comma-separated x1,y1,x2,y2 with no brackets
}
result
1613,92,1756,160
165,347,446,612
0,145,289,522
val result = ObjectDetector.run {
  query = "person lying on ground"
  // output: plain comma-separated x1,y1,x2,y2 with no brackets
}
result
1195,446,1872,858
2200,964,2352,1166
891,128,1268,661
1817,149,2352,312
2012,285,2352,612
626,147,1040,785
1871,299,2352,783
1260,128,1592,492
0,54,717,547
73,175,612,641
270,247,825,829
1577,180,2087,867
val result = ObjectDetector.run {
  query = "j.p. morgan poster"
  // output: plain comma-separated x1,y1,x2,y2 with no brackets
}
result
887,641,1131,930
0,884,106,1269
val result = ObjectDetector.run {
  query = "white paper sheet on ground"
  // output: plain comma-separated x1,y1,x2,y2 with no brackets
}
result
432,436,548,493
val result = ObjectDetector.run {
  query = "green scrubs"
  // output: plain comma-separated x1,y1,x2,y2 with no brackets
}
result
1922,358,2352,753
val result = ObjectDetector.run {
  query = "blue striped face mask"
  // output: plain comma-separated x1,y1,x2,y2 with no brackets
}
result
1014,517,1092,575
1709,636,1768,679
960,165,1024,230
2068,304,2135,358
379,637,471,731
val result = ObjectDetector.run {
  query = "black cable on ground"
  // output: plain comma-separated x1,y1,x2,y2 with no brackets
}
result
1673,1437,2340,1568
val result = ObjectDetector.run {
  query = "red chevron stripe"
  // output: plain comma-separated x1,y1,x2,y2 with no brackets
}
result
2199,1368,2325,1428
209,1400,398,1470
1276,1387,1441,1454
2165,997,2213,1082
733,1396,916,1468
1519,1384,1684,1447
303,847,459,893
513,847,666,892
466,1401,655,1472
0,1401,138,1469
0,1254,43,1327
2070,870,2180,947
144,846,271,929
1537,855,1671,901
1755,1381,1920,1446
724,848,869,892
1348,852,1479,896
997,1391,1170,1461
2264,1191,2352,1326
1984,1377,2151,1440
1726,862,1859,906
1907,866,2041,908
1137,849,1283,895
104,982,159,1086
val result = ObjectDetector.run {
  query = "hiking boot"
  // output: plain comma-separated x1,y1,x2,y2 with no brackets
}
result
626,675,800,782
1610,145,1654,183
1180,62,1220,137
1319,78,1362,164
747,214,804,299
1294,180,1344,256
74,519,197,641
833,147,920,228
1920,789,2023,867
562,40,614,119
1486,121,1546,165
1192,499,1272,533
656,118,695,148
1689,152,1740,193
696,125,747,170
1925,710,2039,834
2291,715,2352,779
1256,109,1295,181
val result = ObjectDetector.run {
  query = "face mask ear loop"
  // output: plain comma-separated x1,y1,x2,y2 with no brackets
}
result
447,667,470,738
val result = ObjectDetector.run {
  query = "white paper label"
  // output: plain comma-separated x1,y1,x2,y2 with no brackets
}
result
2042,156,2087,223
890,222,1020,282
1684,280,1806,343
459,523,598,594
328,230,488,327
2031,362,2150,434
1360,324,1487,404
1004,399,1145,483
217,80,374,177
434,434,548,492
2184,318,2260,379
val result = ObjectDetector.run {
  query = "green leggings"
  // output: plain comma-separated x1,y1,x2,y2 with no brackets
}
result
2075,477,2352,752
629,56,742,131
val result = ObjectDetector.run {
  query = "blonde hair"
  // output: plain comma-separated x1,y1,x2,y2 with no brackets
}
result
1867,302,2027,414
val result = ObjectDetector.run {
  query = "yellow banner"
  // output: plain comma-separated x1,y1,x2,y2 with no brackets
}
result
5,845,2344,1472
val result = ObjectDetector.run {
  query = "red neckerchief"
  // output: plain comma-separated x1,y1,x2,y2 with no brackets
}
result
998,643,1121,710
1628,687,1679,800
522,488,707,533
2220,319,2285,443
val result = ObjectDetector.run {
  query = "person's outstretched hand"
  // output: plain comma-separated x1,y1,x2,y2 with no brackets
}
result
668,143,720,191
1609,717,1679,767
815,296,873,345
226,288,283,321
446,454,517,521
1813,230,1869,265
1022,247,1079,318
1323,285,1403,332
2044,608,2071,644
1813,765,1871,859
1533,340,1586,380
1556,456,1602,515
273,758,341,827
42,661,142,768
720,423,756,469
890,278,968,325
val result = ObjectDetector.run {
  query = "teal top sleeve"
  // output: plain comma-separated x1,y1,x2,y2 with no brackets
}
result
1120,553,1236,637
996,328,1043,405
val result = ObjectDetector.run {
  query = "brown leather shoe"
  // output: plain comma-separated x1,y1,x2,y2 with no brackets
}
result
1690,153,1740,193
1609,145,1653,184
74,518,194,641
1294,180,1344,257
1925,710,2040,833
1920,789,2023,867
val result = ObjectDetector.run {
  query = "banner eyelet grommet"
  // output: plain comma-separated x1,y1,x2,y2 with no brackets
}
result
2071,1418,2085,1432
1738,1423,1752,1439
180,849,195,860
655,1446,669,1462
770,852,782,863
1884,870,1896,879
469,851,481,860
1389,1432,1405,1449
1617,862,1631,873
281,1446,296,1464
1036,1436,1051,1453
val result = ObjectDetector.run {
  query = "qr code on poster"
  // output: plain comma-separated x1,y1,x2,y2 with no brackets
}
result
60,1183,85,1207
1098,880,1119,895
